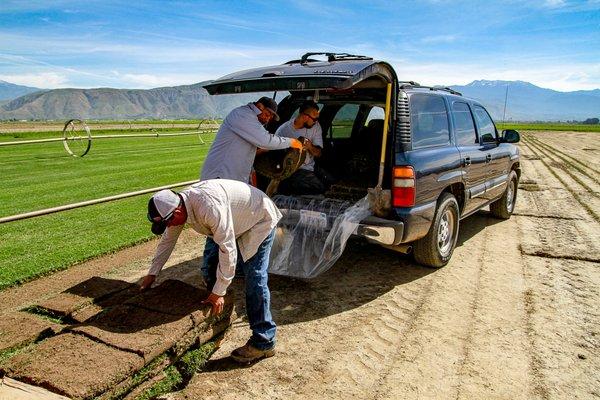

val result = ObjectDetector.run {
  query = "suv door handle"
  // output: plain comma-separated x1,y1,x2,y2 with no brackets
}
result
486,154,492,163
463,157,471,167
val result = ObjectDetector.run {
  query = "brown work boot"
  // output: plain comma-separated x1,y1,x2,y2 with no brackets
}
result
231,343,275,363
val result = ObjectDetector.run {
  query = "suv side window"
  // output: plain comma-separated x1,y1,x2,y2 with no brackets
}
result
331,104,360,138
409,93,450,148
473,105,497,143
452,102,478,146
365,106,384,125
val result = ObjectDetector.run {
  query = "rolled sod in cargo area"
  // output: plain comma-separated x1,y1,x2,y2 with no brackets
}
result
0,130,216,289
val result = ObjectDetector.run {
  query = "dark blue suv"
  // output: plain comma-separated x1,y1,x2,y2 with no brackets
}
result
204,52,521,268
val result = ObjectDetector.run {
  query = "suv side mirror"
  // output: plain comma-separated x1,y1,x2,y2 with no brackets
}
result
500,129,520,143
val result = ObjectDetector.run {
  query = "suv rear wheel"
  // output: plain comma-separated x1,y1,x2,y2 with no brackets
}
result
413,193,460,268
489,171,518,219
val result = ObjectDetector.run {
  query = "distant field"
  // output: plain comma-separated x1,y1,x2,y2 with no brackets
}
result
0,129,216,289
0,126,216,141
0,119,220,126
0,120,221,134
498,122,600,132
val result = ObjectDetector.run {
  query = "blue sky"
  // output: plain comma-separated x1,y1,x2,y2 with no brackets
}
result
0,0,598,91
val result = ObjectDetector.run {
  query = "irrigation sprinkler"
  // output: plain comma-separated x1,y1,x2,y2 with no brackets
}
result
0,119,218,157
63,119,92,157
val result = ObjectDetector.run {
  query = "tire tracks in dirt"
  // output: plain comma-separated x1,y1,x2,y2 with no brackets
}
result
521,135,600,222
517,133,599,399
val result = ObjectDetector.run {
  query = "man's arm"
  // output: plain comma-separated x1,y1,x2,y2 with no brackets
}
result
304,139,322,158
228,108,294,150
306,124,324,157
203,199,238,297
141,224,184,289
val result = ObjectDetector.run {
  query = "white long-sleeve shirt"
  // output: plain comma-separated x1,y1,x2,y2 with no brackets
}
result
148,180,282,296
201,103,293,182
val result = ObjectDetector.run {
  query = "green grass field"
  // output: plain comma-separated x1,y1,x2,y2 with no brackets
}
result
497,122,600,132
0,129,215,289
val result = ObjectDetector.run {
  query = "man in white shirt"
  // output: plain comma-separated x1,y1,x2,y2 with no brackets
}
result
140,180,280,363
199,97,303,301
275,101,332,194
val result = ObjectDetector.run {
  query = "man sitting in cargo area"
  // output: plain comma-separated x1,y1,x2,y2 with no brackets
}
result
140,179,281,363
275,100,333,195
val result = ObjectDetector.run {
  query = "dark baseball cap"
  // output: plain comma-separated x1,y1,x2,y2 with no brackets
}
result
256,97,280,121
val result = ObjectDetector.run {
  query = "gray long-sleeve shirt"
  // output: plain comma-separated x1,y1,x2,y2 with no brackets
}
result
201,103,293,182
148,180,282,296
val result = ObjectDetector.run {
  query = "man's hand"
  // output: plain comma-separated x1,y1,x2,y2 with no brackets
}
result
202,293,225,315
303,138,322,157
290,138,303,150
140,274,156,291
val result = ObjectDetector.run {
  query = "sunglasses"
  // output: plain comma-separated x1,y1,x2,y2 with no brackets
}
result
303,113,319,122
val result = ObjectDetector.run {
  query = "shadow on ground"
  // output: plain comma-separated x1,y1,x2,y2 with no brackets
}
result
47,210,500,339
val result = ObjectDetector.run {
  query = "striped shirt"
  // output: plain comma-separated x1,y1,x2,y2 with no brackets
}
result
148,179,282,296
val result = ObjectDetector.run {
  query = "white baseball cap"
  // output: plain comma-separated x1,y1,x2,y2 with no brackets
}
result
147,190,181,234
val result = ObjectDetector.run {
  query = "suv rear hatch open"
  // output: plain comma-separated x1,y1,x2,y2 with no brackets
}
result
204,53,405,248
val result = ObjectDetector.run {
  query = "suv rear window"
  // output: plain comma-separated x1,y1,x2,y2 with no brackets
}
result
409,94,450,149
331,104,360,138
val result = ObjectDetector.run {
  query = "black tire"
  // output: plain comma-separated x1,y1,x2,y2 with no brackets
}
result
489,171,518,220
413,193,460,268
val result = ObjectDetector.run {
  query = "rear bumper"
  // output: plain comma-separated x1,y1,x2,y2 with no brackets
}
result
278,210,404,246
357,215,404,245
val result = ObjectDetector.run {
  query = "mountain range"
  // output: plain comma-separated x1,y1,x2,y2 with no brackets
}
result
0,80,42,101
449,80,600,121
0,79,597,122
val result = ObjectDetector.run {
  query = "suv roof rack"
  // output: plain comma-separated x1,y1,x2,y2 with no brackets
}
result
399,82,462,96
284,52,373,65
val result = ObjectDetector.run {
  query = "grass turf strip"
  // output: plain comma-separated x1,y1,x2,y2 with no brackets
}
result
0,132,214,290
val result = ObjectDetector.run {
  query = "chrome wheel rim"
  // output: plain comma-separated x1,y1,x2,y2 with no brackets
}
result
437,209,455,256
506,180,515,212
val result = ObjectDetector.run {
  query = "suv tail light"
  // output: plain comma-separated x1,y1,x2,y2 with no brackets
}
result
392,166,415,207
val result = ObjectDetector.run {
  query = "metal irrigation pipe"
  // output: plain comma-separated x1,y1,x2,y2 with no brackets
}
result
0,179,200,224
0,129,217,146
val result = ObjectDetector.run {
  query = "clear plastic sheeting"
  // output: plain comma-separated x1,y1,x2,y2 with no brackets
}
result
269,195,372,278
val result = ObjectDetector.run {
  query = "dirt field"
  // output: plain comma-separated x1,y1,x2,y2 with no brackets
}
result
1,130,598,399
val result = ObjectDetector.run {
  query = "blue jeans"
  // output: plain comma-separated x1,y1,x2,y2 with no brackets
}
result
201,231,277,350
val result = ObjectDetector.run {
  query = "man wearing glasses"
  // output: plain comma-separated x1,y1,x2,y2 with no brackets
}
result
275,100,331,195
141,179,281,363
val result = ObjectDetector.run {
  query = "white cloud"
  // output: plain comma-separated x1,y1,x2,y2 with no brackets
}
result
420,34,458,44
0,72,68,88
543,0,567,8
